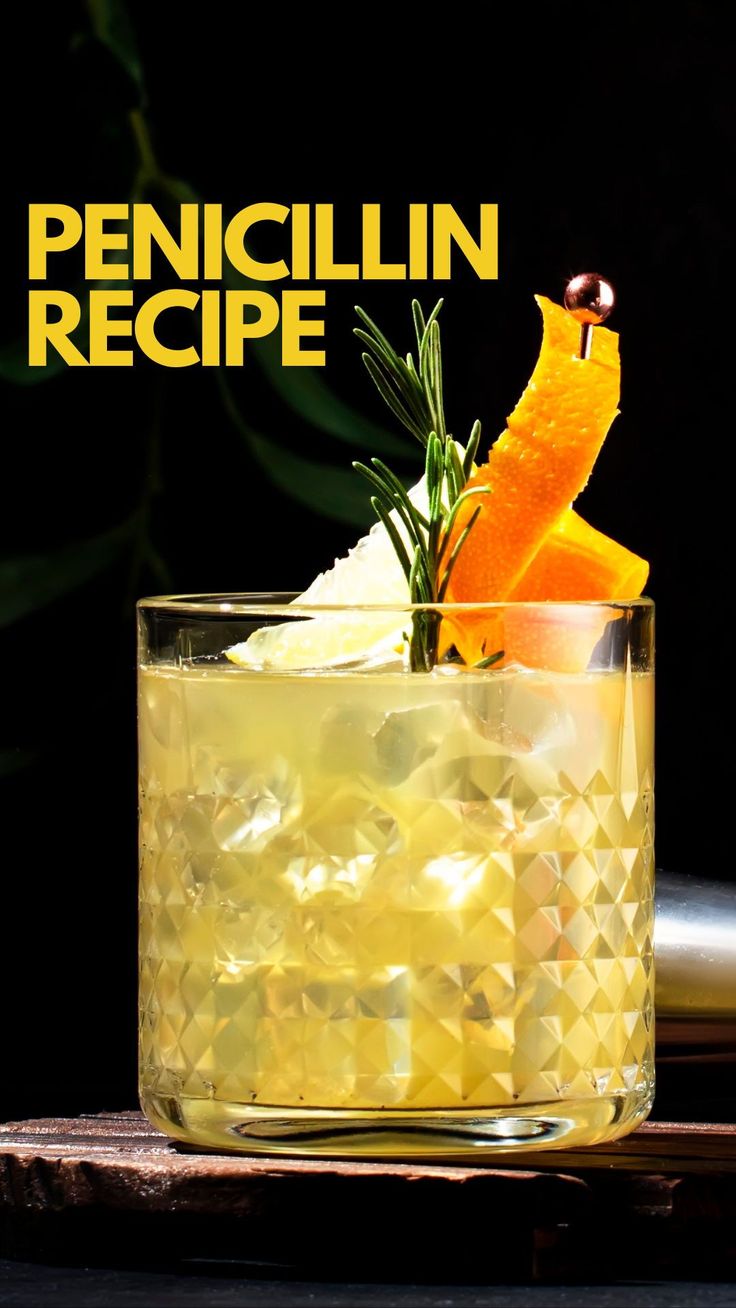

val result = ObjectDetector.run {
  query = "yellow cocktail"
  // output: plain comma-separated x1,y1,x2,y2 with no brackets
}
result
139,283,655,1154
139,603,653,1155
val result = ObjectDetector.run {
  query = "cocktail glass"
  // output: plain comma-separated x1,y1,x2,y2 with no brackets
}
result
138,595,654,1156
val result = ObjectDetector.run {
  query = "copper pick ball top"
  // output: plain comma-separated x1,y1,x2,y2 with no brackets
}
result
564,273,615,359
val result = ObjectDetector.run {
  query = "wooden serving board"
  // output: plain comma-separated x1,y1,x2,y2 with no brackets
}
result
1,1113,735,1280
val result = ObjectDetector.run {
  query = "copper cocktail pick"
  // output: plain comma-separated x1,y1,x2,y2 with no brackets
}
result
564,272,615,359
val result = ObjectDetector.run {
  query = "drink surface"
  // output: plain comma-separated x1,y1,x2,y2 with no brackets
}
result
139,662,654,1119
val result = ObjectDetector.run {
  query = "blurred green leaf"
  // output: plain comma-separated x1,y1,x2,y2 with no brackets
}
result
0,272,99,379
87,0,144,95
222,265,410,457
218,371,372,527
252,335,412,458
0,337,48,384
1,248,132,385
0,749,37,778
2,300,92,383
0,520,134,628
248,432,374,527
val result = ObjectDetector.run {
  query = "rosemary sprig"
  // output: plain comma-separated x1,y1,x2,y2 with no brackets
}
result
353,302,501,672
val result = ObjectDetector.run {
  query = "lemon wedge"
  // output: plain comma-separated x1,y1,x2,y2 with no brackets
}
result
225,478,429,671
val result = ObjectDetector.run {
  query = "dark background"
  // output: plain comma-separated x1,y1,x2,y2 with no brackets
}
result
1,4,732,1123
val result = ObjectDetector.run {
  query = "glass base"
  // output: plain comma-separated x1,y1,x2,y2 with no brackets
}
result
141,1083,654,1158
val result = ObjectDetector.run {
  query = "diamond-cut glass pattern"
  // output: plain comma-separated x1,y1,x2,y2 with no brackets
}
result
139,665,654,1112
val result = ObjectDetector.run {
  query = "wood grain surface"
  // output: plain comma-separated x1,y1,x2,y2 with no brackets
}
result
1,1113,735,1280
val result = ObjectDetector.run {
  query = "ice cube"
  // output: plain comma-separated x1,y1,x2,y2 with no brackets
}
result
501,676,576,754
373,701,467,785
210,755,303,853
319,704,386,775
141,679,186,750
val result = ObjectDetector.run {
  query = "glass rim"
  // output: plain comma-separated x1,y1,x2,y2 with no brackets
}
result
138,592,654,616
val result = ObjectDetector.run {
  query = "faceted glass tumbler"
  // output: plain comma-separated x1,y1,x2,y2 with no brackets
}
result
138,595,654,1157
